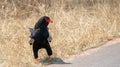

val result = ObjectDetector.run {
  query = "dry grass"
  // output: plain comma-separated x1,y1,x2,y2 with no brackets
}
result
0,0,120,67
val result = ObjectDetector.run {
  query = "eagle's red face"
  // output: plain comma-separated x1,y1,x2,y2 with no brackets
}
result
45,17,52,23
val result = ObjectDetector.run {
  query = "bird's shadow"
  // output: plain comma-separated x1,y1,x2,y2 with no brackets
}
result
40,57,71,66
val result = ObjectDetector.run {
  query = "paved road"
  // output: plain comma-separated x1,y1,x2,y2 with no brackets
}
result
48,39,120,67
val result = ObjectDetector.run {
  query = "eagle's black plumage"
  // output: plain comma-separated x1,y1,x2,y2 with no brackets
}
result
30,16,52,59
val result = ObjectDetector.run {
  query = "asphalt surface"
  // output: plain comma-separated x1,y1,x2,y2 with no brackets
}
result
48,39,120,67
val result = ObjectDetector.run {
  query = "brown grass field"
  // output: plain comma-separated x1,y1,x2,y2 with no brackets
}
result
0,0,120,67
